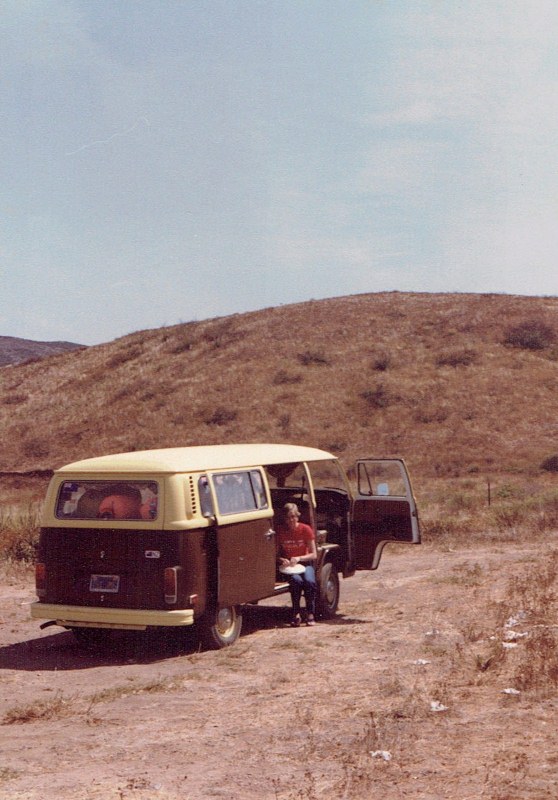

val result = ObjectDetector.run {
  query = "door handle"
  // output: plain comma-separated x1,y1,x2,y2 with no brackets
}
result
264,528,275,541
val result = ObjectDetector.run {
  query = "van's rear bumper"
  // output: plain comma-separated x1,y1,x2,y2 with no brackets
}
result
30,602,195,630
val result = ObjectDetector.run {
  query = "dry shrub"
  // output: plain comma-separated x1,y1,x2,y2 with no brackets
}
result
413,404,449,424
203,319,245,350
0,503,41,562
541,454,558,473
421,516,459,541
106,345,142,368
3,693,73,724
22,438,50,459
297,350,330,366
504,550,558,622
3,393,27,406
370,351,391,371
202,406,238,426
514,628,558,695
435,348,477,368
497,550,558,696
168,337,195,354
0,767,19,784
272,369,303,385
360,383,393,410
278,413,291,433
503,319,556,351
490,503,527,532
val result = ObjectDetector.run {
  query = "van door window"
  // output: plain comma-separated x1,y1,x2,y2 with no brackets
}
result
212,470,269,515
357,462,407,497
55,481,159,520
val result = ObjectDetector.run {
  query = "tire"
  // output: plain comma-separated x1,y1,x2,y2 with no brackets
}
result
317,562,339,619
199,605,243,649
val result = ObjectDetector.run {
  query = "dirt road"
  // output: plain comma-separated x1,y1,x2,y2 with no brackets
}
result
1,542,557,799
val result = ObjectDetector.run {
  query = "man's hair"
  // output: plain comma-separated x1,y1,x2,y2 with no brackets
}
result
283,502,300,518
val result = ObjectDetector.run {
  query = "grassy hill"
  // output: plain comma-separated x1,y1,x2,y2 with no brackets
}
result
0,335,83,367
1,292,557,513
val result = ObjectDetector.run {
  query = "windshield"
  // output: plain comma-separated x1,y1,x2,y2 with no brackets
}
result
55,480,159,520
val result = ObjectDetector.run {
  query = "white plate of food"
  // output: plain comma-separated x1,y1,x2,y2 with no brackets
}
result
279,564,306,575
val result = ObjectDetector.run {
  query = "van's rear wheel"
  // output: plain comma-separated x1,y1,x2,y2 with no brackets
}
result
317,562,339,619
199,605,242,649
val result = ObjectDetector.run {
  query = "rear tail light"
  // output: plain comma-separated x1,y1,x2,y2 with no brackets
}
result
36,563,46,597
164,567,178,605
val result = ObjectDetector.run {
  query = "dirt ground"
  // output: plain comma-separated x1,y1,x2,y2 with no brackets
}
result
1,540,557,800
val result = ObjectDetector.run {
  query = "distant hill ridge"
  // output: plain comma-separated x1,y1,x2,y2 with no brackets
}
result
1,292,557,481
0,335,83,367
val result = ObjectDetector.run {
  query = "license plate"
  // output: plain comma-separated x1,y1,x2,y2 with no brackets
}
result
89,574,120,593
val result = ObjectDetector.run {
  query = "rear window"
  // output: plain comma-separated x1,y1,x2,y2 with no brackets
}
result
55,480,159,520
212,470,268,515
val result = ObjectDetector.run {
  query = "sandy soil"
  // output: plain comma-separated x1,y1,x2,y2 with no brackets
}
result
1,541,557,800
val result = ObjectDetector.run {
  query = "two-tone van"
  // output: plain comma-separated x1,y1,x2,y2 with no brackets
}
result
31,443,420,648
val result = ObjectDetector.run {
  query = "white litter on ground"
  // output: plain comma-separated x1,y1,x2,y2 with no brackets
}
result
370,750,392,761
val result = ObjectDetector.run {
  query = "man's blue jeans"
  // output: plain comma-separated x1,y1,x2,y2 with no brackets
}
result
289,565,317,616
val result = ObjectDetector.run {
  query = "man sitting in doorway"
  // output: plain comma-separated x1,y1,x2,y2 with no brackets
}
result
276,502,317,627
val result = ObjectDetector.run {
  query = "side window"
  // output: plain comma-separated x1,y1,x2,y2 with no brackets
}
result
212,470,268,515
357,462,407,497
306,459,348,493
265,462,307,490
198,475,214,517
249,470,268,509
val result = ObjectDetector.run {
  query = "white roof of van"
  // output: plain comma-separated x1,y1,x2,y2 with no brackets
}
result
56,443,336,474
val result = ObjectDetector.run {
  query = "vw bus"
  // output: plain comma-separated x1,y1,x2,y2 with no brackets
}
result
31,443,420,648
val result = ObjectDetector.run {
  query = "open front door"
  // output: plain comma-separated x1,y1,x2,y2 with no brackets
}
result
352,459,420,570
207,469,277,606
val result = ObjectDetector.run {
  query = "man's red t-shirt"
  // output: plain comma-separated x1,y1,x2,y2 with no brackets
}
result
277,522,315,560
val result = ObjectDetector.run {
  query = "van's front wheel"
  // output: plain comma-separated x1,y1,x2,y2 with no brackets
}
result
199,605,243,649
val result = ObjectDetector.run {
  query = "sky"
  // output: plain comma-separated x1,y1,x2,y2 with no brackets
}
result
2,1,558,346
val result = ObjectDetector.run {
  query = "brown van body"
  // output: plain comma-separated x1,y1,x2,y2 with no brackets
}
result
31,444,420,648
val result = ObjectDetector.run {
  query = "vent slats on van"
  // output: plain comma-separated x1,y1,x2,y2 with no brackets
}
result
188,476,197,515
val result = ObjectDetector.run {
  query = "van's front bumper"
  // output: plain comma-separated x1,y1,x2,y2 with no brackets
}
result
30,602,195,630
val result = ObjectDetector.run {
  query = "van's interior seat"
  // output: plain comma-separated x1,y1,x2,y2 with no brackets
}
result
270,488,312,527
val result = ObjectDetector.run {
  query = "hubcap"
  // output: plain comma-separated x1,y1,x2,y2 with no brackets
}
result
216,607,235,635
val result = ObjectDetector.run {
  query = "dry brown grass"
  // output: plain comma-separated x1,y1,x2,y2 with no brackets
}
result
0,292,557,478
